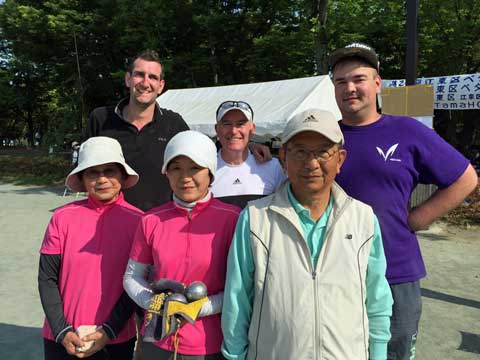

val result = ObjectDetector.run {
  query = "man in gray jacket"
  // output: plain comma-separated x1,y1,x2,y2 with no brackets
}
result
222,109,393,360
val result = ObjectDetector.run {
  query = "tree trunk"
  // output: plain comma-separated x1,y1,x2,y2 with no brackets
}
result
445,110,458,148
458,110,479,154
210,38,218,85
312,0,329,75
27,108,34,148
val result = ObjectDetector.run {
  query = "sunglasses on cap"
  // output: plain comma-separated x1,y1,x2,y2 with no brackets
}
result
216,101,254,122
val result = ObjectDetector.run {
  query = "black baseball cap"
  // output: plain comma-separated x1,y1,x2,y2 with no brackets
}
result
329,42,379,71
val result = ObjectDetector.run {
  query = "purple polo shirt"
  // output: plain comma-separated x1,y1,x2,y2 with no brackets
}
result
336,114,469,284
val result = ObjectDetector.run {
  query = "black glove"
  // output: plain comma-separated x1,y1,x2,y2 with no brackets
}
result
150,279,185,294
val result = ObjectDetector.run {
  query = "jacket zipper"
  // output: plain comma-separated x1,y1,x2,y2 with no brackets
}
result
185,212,192,275
312,199,349,360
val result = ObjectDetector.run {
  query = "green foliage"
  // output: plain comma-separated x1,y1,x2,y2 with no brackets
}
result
327,0,406,78
418,0,480,76
0,0,479,152
246,23,315,81
0,67,19,138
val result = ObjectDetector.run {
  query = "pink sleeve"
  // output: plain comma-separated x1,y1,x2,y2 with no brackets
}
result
129,217,154,264
225,211,240,252
40,214,62,255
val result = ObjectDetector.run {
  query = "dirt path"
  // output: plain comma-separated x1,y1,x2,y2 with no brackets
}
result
0,183,78,359
416,224,480,359
0,183,478,359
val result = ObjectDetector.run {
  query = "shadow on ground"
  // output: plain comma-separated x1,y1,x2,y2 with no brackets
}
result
418,232,450,241
0,323,43,359
422,288,480,309
458,331,480,354
421,288,480,355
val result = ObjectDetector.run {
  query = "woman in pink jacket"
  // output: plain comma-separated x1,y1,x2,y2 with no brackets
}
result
124,130,240,360
38,136,143,359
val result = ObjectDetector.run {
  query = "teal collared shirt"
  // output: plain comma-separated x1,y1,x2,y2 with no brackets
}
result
287,185,333,268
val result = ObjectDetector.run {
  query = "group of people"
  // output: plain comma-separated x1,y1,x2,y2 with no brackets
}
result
38,43,477,360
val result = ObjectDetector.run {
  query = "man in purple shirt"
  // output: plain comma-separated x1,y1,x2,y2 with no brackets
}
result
329,43,478,360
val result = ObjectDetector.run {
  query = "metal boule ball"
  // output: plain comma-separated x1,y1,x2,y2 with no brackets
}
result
167,293,188,304
185,281,208,302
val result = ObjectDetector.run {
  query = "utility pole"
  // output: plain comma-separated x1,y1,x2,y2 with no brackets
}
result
405,0,419,85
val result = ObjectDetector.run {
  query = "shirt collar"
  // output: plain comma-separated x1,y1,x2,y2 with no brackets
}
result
173,191,212,210
287,184,333,225
173,191,213,217
87,192,125,211
114,97,163,123
114,98,129,120
218,149,252,167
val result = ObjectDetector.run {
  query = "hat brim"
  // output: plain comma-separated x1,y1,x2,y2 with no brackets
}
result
329,47,379,71
65,161,139,192
216,107,253,123
281,128,343,146
162,150,215,182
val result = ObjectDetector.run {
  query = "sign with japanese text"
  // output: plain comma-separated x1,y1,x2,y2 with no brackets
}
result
383,73,480,110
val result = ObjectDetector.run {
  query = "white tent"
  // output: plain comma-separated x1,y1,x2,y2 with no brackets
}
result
157,75,340,137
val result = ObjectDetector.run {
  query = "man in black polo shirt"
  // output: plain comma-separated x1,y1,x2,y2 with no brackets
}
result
86,49,188,360
87,50,189,211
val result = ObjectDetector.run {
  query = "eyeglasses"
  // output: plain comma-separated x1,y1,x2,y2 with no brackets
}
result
287,146,339,162
83,167,120,180
216,101,254,121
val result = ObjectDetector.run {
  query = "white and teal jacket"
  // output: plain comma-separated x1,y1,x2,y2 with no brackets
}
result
222,182,393,360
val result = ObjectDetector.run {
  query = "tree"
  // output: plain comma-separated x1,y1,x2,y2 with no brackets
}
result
312,0,329,74
0,0,125,144
326,1,406,78
418,0,480,76
0,0,478,152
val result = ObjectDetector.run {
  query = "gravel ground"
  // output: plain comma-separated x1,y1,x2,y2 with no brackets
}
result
0,183,478,359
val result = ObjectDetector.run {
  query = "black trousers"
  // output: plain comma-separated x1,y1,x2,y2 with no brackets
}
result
43,337,136,360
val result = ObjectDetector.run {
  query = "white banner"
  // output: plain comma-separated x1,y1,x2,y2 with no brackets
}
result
383,73,480,110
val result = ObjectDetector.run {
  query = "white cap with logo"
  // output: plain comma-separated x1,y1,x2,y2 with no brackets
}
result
281,109,344,146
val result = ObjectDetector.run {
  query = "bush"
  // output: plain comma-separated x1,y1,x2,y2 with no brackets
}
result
0,153,72,186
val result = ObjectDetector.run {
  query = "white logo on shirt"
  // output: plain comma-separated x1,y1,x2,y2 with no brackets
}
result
376,143,401,162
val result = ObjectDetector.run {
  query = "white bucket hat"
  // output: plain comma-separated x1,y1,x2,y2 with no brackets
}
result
65,136,139,192
162,130,217,180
